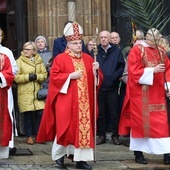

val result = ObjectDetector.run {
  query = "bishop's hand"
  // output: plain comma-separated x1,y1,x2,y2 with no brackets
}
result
70,70,82,79
154,64,165,73
93,62,99,70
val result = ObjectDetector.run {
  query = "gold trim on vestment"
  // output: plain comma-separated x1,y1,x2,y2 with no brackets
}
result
148,104,166,112
142,85,150,137
140,45,166,137
69,50,91,148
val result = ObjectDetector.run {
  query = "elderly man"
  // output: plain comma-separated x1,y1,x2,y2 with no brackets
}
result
96,30,125,145
36,22,103,170
52,21,88,58
119,28,170,165
110,31,123,50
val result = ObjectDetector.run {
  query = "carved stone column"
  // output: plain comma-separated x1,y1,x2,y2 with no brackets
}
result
76,0,111,44
67,0,75,21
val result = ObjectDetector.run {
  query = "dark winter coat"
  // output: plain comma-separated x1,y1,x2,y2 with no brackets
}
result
97,43,125,91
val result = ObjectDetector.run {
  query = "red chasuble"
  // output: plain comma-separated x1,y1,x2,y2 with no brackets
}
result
36,50,103,148
119,44,170,138
0,53,14,146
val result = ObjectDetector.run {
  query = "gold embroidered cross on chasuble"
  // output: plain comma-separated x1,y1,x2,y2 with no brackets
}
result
71,54,91,148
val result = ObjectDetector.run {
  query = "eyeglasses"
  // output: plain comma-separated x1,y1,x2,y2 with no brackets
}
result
88,44,94,46
24,48,34,51
69,42,82,45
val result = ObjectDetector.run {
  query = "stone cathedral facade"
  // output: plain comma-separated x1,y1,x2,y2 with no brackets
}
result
27,0,111,50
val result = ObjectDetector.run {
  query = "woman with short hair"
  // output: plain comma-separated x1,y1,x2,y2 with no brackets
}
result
14,41,47,145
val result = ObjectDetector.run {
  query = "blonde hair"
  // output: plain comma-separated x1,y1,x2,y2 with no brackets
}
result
0,27,5,40
23,41,37,54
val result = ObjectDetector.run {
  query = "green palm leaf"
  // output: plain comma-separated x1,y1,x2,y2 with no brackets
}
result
120,0,170,32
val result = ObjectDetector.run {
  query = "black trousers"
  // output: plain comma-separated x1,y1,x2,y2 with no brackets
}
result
24,110,43,137
118,82,126,115
97,89,120,137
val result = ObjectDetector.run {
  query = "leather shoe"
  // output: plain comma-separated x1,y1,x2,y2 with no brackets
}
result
27,137,34,145
55,157,68,169
9,147,17,156
135,155,147,164
164,153,170,164
65,154,74,162
112,136,121,145
96,136,106,145
76,161,92,170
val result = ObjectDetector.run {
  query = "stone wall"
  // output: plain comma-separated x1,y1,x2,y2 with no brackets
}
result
27,0,111,50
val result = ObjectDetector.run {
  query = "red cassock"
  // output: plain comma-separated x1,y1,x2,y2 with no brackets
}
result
119,44,170,138
36,51,103,148
0,54,14,146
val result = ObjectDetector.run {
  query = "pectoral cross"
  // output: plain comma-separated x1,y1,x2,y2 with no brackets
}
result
75,63,83,71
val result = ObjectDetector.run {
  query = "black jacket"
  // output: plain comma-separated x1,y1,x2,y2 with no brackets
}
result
97,43,125,91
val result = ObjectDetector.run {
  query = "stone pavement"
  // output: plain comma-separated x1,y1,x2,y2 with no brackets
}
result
0,134,170,170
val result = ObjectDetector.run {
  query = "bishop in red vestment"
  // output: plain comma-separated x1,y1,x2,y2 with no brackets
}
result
36,22,103,169
0,53,14,158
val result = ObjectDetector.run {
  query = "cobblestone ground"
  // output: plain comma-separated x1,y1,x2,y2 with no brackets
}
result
0,135,170,170
0,164,56,170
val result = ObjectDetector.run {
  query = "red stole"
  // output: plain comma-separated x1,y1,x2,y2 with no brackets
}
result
69,51,91,148
0,53,13,146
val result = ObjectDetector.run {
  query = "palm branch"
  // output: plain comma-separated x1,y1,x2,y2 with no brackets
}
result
120,0,170,33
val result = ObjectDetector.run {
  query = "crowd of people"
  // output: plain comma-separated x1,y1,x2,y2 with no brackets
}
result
0,20,170,170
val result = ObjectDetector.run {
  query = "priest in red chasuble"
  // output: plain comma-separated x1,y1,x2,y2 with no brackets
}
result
0,53,14,159
36,22,103,169
119,28,170,165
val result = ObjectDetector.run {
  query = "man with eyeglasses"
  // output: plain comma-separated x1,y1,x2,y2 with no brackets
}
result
36,22,103,170
52,21,89,59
